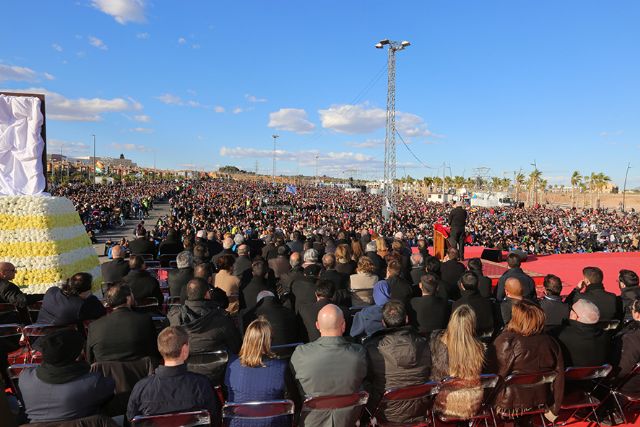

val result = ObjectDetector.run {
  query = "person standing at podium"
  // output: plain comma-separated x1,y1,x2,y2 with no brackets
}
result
449,201,468,260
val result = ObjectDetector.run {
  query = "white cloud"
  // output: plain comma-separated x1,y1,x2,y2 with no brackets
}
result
43,73,55,81
133,114,151,122
191,44,201,49
232,107,244,114
89,36,108,50
0,64,38,82
214,106,225,113
156,93,183,105
346,139,384,148
111,142,151,152
245,94,267,103
92,0,146,25
51,43,63,52
3,87,142,121
318,103,432,138
129,127,153,133
178,37,187,45
268,108,315,134
136,32,149,39
49,139,90,156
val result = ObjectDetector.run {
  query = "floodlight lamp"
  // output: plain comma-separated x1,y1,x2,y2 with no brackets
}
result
401,41,411,47
375,43,383,49
379,39,390,45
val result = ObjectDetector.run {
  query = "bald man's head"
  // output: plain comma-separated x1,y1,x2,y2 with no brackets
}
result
111,245,123,259
290,252,301,268
315,304,345,337
0,262,16,280
505,277,523,300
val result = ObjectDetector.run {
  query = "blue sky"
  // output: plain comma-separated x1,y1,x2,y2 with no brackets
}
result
1,1,639,186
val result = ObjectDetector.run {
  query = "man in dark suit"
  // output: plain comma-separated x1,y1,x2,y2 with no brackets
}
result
440,248,465,300
291,263,321,313
241,291,299,346
211,237,236,266
448,200,468,260
365,241,386,280
128,231,156,258
233,244,252,278
299,280,338,342
495,253,536,301
319,253,349,305
409,273,450,335
453,271,495,336
409,253,426,286
499,277,525,326
86,284,158,363
123,255,164,305
565,266,619,321
241,259,274,311
467,258,493,298
206,231,223,262
387,260,415,309
168,251,194,302
268,245,291,280
555,299,610,367
101,245,130,284
540,274,569,328
0,262,43,321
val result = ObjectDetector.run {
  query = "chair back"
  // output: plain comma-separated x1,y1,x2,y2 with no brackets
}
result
271,342,303,359
133,254,154,261
0,324,23,346
131,410,211,427
22,324,77,347
564,364,612,382
27,301,43,323
186,350,229,385
158,254,178,267
222,400,295,426
151,316,168,333
7,363,39,407
382,381,439,402
144,260,161,269
135,297,160,313
302,390,369,410
91,358,154,416
503,370,557,388
435,374,500,423
598,320,620,331
0,303,19,323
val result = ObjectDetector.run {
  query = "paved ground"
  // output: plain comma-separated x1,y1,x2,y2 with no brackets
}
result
92,201,172,264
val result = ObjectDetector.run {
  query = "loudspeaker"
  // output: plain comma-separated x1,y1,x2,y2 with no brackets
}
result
510,249,528,262
481,248,502,262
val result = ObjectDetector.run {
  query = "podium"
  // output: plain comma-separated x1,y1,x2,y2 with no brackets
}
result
433,226,447,260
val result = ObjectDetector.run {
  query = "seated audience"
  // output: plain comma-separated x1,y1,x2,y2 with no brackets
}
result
453,271,495,336
408,252,425,286
38,272,106,325
86,283,158,363
299,280,339,342
409,273,450,335
610,298,640,393
350,279,391,338
540,274,569,328
127,326,216,420
233,244,252,278
192,244,210,265
467,258,492,298
495,253,536,301
440,248,465,300
489,300,564,419
319,253,350,305
268,245,291,280
349,256,379,306
100,245,130,284
555,299,610,367
290,304,367,427
168,278,241,355
430,304,485,419
0,262,43,322
168,251,194,302
225,318,289,427
365,300,431,424
335,244,357,276
499,277,525,326
565,266,619,321
241,259,274,311
618,269,640,322
128,231,156,258
20,329,114,423
123,255,164,305
242,290,299,345
214,254,241,314
386,260,414,309
291,262,321,312
364,240,386,279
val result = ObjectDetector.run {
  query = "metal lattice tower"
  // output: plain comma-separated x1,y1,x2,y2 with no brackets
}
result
376,39,410,220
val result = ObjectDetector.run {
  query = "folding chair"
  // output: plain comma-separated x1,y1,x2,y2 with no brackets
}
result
271,342,303,360
22,324,78,362
132,253,154,261
0,303,19,324
368,381,438,426
144,260,161,269
7,363,39,408
556,364,612,426
301,391,369,426
135,297,160,313
598,362,640,425
434,374,500,427
27,301,42,324
130,410,211,427
151,316,168,334
164,295,181,313
222,399,295,427
495,371,557,426
159,254,178,268
186,350,229,385
350,288,374,306
0,324,27,364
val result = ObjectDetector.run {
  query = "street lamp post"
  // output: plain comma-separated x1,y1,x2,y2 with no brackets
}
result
272,134,279,179
622,162,632,212
315,154,319,184
92,134,96,184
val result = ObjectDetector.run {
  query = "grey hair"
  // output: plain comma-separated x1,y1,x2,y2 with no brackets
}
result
176,251,193,269
304,248,319,263
222,237,234,250
365,241,377,252
256,290,275,304
410,252,423,266
572,299,600,324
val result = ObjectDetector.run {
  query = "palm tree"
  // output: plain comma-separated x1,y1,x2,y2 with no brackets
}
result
594,172,611,208
571,171,582,208
588,172,598,208
528,169,542,206
432,177,443,192
453,176,466,190
423,176,434,191
491,177,501,191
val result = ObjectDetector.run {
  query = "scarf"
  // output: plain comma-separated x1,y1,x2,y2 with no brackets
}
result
36,361,90,384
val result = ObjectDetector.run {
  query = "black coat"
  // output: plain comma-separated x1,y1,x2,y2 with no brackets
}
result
86,307,158,364
37,287,106,326
388,276,415,309
365,251,387,279
565,283,619,321
319,269,349,291
128,238,156,257
611,321,640,393
453,290,495,335
495,267,536,301
123,269,164,305
291,277,318,313
279,266,304,294
168,267,194,302
499,297,521,326
299,298,333,342
449,206,467,230
211,248,236,267
409,295,450,335
157,239,182,256
440,260,465,300
409,267,425,286
555,320,611,367
101,259,130,284
469,268,493,298
619,286,640,322
233,255,252,278
241,276,274,311
540,296,569,327
241,296,300,345
0,279,42,308
167,300,241,355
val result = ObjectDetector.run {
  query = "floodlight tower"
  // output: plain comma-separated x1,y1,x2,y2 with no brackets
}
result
376,38,410,220
272,134,279,179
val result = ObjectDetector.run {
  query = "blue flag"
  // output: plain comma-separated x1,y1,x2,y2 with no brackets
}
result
285,184,297,195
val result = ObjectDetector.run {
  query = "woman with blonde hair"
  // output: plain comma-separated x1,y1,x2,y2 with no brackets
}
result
430,304,485,419
350,239,364,262
224,317,288,426
335,243,357,275
349,256,379,306
376,236,388,258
